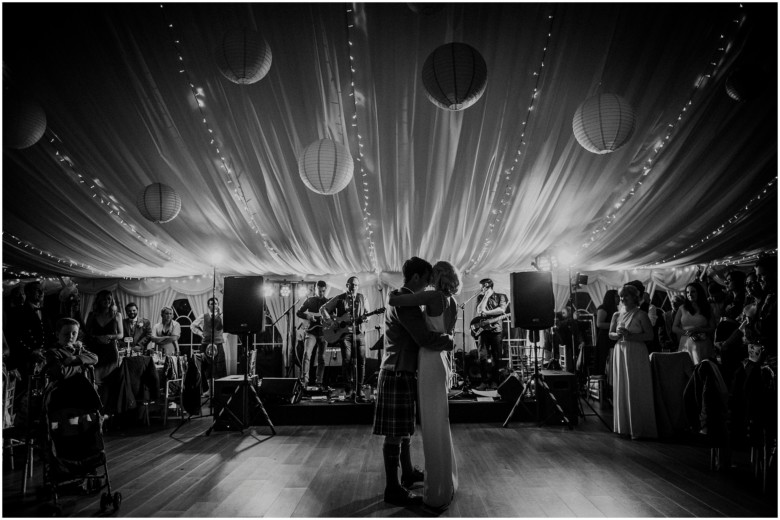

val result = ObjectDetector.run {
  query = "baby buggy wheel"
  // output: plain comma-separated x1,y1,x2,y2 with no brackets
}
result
112,492,122,511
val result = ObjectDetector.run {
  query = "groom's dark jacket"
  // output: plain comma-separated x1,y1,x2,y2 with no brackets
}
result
381,287,452,373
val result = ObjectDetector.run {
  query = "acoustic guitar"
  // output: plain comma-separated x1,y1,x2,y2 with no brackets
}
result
323,308,386,343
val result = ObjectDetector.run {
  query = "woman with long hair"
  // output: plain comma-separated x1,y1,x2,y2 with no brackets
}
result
609,285,657,439
84,289,124,394
673,282,716,365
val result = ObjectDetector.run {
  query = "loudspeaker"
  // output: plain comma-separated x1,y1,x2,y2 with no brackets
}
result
510,271,555,330
213,375,259,430
223,276,265,334
259,377,302,404
497,371,524,403
539,369,578,425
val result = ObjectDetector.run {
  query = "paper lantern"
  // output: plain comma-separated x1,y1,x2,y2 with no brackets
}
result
725,68,763,102
215,28,272,85
572,93,636,154
421,42,488,111
298,139,354,195
136,183,182,223
4,96,46,149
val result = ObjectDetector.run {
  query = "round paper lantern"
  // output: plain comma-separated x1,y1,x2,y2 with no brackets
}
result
572,93,636,154
4,96,46,149
298,139,354,195
136,183,182,223
725,68,763,102
215,28,272,85
421,42,488,111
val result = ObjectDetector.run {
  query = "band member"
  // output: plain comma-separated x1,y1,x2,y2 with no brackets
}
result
191,297,226,394
320,276,370,401
296,281,330,389
474,278,509,389
122,302,152,353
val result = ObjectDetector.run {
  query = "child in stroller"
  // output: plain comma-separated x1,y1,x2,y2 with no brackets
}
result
39,318,121,514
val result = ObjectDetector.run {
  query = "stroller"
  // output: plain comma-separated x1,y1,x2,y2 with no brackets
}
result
41,372,121,514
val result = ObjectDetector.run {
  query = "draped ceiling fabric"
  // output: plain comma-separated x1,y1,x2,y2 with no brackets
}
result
2,4,777,296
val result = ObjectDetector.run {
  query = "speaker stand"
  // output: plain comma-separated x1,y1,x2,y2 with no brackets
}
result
503,331,571,429
205,335,276,436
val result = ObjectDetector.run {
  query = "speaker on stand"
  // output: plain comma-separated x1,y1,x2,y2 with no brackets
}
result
502,271,571,429
207,276,276,436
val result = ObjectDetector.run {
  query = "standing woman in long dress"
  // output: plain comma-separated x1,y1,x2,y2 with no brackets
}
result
388,260,459,512
673,282,716,365
85,290,124,400
609,285,657,439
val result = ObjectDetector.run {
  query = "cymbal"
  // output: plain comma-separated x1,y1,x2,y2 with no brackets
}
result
369,343,383,351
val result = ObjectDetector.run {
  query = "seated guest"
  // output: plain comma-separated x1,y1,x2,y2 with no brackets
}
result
44,318,97,382
151,307,180,356
609,285,657,439
673,282,716,365
122,302,152,354
191,297,226,395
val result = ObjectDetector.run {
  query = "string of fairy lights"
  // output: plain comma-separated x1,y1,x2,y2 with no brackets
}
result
25,131,191,269
3,232,106,276
579,7,746,258
345,5,380,274
158,4,281,266
640,176,777,268
463,9,557,276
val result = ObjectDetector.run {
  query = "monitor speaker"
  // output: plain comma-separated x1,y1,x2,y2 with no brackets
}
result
539,369,578,426
510,271,555,330
259,377,303,404
223,276,265,334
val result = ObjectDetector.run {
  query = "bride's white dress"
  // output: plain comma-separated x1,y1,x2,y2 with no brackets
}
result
417,295,458,508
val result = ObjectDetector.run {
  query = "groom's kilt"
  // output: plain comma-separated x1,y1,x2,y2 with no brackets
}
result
372,369,417,437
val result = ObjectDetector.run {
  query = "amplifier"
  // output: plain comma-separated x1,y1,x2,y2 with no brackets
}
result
539,370,578,426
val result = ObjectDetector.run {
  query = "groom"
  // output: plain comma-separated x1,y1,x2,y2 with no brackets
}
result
372,257,453,505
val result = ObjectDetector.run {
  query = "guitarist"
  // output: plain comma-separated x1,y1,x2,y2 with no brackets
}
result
295,281,330,390
320,276,370,402
474,278,509,390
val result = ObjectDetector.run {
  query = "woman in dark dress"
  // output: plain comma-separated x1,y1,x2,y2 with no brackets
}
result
84,290,124,398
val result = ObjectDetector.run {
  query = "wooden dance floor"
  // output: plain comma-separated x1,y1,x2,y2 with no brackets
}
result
3,410,776,518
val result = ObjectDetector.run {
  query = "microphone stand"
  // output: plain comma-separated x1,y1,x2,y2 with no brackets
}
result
208,266,217,416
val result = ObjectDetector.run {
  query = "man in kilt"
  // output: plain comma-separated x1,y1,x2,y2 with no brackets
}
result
372,257,453,506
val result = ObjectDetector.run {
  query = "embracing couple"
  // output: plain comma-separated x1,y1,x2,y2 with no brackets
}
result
372,256,459,513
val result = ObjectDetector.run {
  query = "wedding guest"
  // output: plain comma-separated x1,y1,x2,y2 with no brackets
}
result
673,282,716,365
609,285,657,439
122,302,152,353
44,318,97,382
151,307,180,356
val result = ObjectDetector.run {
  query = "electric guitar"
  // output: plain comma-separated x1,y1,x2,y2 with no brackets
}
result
299,312,324,334
470,313,510,339
323,308,386,344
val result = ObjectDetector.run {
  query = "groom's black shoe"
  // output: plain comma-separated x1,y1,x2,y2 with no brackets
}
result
384,485,423,506
401,467,424,488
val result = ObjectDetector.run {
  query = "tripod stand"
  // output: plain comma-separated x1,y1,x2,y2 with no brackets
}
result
205,333,275,436
503,329,571,428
